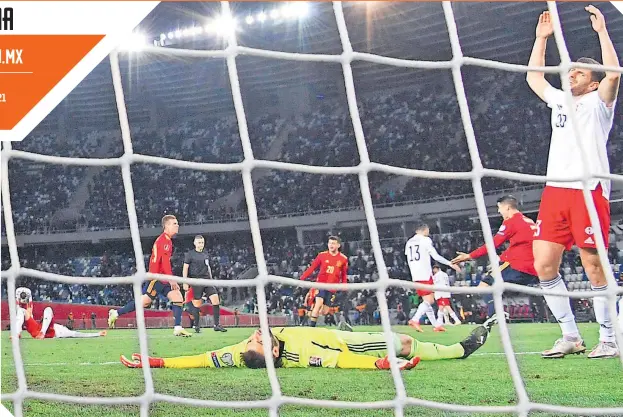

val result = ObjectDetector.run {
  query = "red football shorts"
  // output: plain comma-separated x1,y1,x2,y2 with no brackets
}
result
436,298,451,307
25,317,56,338
305,288,318,308
415,277,434,297
536,184,610,250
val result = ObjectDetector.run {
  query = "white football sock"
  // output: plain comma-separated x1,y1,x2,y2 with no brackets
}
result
437,309,444,324
424,303,439,327
540,276,579,340
411,302,428,323
70,331,102,338
592,284,615,344
40,307,53,336
618,297,623,333
450,310,461,324
15,307,25,334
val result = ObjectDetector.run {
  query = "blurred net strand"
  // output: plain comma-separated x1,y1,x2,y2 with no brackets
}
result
7,146,623,185
110,48,155,417
220,2,284,416
331,2,408,415
1,267,621,299
441,2,532,415
0,1,622,415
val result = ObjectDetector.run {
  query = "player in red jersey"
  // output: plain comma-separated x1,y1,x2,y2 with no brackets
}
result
526,7,620,358
12,288,106,340
108,215,191,337
300,236,349,327
452,195,538,319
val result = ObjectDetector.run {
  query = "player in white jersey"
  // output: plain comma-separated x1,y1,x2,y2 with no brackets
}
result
432,265,461,326
12,287,106,340
405,223,461,332
526,6,620,359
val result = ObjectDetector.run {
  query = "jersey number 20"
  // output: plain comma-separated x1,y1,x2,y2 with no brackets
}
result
408,245,420,261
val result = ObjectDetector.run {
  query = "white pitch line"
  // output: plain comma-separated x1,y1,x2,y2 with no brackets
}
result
1,352,543,367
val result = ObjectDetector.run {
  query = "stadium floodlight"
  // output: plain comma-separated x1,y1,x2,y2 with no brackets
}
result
174,30,182,39
293,2,309,17
212,14,237,35
270,9,280,20
281,4,294,18
167,31,174,40
120,32,147,52
257,11,266,22
159,33,166,41
182,28,191,37
245,15,254,25
194,26,203,35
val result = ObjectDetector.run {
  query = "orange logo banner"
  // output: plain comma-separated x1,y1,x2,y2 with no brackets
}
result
1,35,104,131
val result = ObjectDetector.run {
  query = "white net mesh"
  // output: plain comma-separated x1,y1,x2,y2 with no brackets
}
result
2,1,623,416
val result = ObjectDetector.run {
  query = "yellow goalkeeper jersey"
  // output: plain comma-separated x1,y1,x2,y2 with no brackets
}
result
202,327,390,369
205,340,248,368
273,326,353,368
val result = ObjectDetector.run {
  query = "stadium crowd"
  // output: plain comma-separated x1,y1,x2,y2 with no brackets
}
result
8,71,623,234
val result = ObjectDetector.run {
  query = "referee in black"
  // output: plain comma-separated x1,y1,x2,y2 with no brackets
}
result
182,235,227,333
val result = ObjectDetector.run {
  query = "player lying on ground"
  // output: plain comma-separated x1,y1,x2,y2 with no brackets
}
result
526,6,620,358
452,195,538,319
12,287,106,339
108,215,192,337
299,236,349,327
120,316,498,370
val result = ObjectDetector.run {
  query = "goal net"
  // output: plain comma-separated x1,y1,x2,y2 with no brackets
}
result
2,2,623,417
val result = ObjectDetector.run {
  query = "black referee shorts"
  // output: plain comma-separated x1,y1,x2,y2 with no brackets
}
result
190,284,219,300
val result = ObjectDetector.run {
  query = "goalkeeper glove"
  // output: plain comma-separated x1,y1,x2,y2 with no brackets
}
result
375,355,420,371
120,353,165,369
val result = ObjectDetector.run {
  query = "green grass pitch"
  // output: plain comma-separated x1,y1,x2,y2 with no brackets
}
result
2,323,622,417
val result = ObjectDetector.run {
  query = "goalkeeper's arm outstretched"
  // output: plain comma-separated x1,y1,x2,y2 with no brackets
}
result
121,316,499,370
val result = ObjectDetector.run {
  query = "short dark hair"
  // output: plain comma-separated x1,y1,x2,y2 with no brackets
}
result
415,223,429,232
161,215,177,229
576,57,606,83
242,350,283,369
432,264,441,270
242,350,267,369
496,195,518,209
194,235,204,240
328,235,341,244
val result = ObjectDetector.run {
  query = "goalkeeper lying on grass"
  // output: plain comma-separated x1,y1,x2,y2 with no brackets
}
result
120,315,498,371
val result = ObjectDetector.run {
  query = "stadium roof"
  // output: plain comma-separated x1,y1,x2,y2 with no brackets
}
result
42,2,623,129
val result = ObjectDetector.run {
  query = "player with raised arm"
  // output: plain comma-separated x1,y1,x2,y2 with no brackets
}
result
182,235,227,333
452,195,538,319
526,6,620,358
299,236,349,327
432,265,461,326
108,215,192,337
405,223,461,332
121,316,500,370
13,288,106,340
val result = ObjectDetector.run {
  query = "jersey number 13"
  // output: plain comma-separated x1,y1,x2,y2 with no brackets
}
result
407,245,420,262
